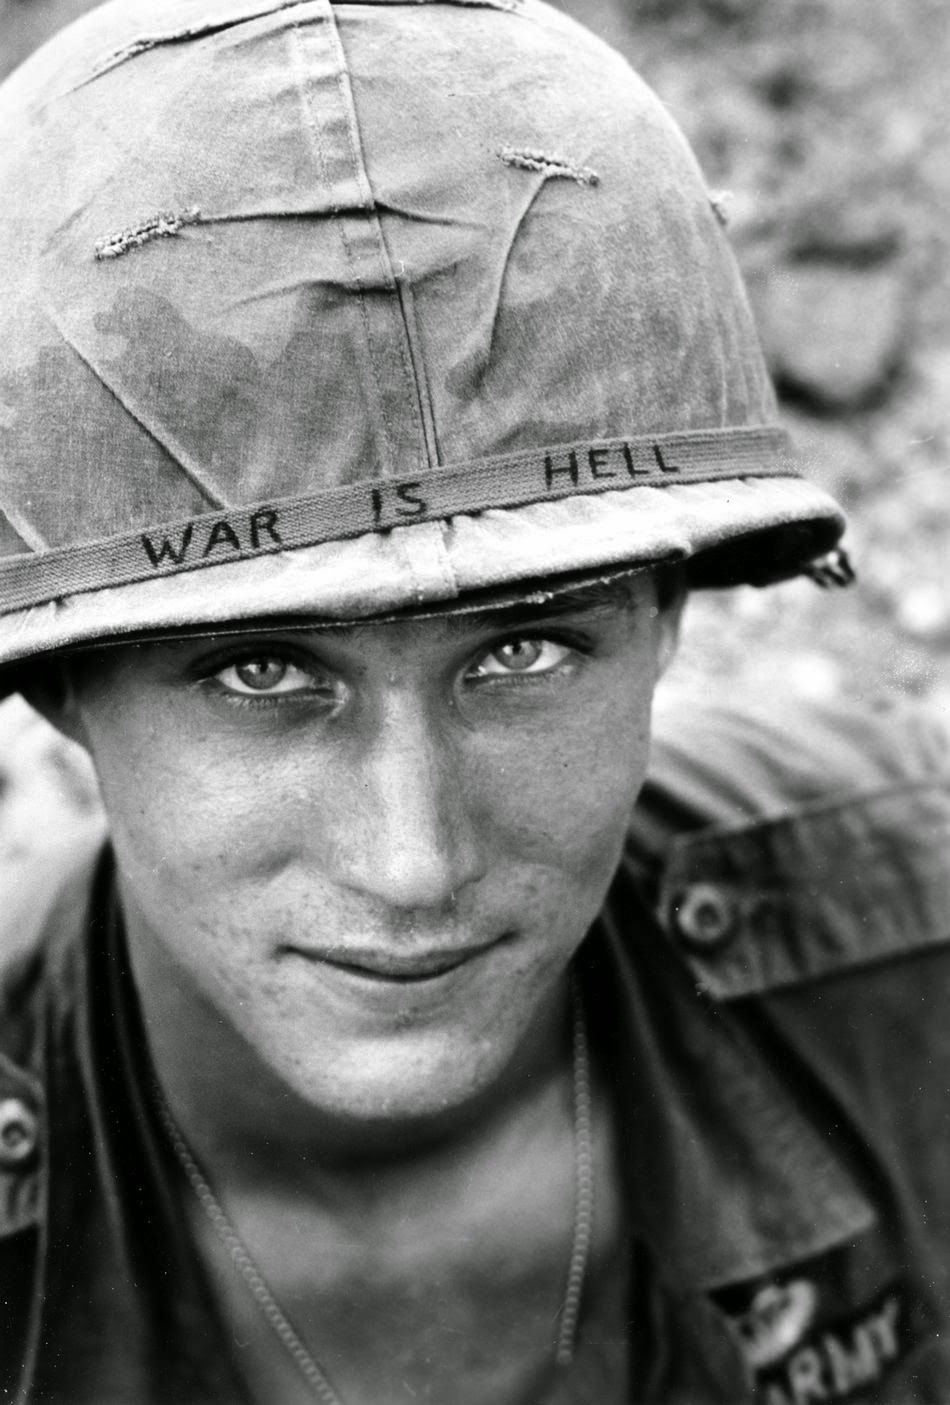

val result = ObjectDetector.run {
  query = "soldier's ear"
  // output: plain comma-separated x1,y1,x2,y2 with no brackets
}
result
20,663,92,753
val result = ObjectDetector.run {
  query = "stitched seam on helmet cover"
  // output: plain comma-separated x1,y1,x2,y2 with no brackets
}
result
289,14,432,475
327,12,434,472
289,19,398,475
394,278,443,470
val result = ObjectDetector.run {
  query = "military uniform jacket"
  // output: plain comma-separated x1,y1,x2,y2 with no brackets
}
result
2,689,950,1404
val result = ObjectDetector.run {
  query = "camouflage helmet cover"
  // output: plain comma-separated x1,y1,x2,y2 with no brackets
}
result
0,0,845,670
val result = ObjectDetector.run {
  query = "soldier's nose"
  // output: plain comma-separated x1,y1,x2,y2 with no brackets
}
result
334,698,487,912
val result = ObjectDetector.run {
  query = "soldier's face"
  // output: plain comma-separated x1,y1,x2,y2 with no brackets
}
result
64,576,679,1123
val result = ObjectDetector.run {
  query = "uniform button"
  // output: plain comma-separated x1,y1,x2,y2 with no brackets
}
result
673,883,738,949
0,1097,38,1167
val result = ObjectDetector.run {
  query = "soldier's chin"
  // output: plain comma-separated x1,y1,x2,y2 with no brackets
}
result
270,1023,524,1138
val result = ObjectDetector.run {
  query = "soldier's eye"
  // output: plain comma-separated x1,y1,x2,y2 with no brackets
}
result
214,656,322,696
470,638,573,678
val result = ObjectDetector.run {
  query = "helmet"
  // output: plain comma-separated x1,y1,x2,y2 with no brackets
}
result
0,0,845,679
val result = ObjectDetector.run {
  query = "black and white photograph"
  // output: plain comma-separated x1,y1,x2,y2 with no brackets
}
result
0,0,948,1400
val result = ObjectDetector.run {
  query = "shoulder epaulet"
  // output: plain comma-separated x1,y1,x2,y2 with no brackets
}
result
631,684,950,999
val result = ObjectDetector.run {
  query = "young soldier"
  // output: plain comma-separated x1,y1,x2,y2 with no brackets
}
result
1,1,948,1401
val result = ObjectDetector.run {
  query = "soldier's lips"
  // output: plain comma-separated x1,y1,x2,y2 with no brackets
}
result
280,935,511,983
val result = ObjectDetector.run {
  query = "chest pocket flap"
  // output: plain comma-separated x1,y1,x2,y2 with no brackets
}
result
658,781,950,999
637,685,950,1000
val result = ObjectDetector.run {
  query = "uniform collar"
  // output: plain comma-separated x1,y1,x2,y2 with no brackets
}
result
6,846,876,1292
11,851,250,1403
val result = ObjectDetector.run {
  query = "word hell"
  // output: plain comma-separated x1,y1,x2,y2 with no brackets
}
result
141,508,282,568
542,443,681,488
762,1294,902,1405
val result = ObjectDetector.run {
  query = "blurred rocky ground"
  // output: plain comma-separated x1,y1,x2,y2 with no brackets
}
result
0,698,104,958
553,0,950,712
0,0,948,881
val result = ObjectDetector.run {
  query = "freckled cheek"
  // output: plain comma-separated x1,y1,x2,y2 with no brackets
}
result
474,713,650,881
96,749,308,907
